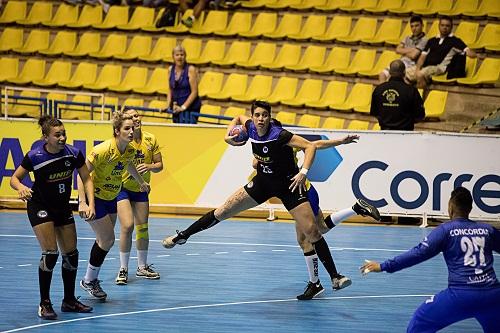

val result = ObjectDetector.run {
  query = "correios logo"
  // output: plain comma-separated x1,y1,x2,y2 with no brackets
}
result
300,134,343,182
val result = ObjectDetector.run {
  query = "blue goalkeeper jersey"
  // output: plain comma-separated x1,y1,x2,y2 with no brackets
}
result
381,218,500,289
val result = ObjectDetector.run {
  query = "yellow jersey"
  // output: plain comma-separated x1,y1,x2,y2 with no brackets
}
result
122,131,161,192
88,138,136,200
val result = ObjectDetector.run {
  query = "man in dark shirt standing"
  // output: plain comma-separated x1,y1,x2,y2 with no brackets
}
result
370,59,425,130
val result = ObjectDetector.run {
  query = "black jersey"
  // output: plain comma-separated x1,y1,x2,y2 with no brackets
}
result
21,142,85,207
244,119,298,179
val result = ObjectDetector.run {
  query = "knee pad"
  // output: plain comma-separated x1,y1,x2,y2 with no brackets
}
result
135,224,149,241
62,249,79,271
39,251,59,272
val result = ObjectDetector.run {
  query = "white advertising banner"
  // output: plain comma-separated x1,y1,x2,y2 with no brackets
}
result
197,130,500,221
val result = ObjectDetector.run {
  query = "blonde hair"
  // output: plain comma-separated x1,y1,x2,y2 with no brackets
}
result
172,45,186,57
111,110,133,137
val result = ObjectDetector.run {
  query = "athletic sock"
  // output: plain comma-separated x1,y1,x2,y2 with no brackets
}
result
84,242,108,282
137,250,147,268
119,252,130,270
326,208,356,229
84,264,100,283
38,268,53,301
304,250,319,283
181,209,220,239
61,265,76,301
312,237,339,279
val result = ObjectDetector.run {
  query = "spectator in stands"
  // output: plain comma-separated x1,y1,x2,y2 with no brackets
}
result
166,45,201,124
371,60,425,131
406,15,479,89
178,0,209,27
379,15,427,83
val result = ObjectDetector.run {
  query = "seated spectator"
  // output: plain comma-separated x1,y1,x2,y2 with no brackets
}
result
165,45,201,124
406,15,478,89
178,0,209,28
379,15,427,83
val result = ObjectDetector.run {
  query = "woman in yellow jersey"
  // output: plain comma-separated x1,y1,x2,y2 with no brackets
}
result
77,111,150,300
115,109,163,285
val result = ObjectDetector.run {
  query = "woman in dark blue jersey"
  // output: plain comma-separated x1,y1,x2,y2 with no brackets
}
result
10,116,95,320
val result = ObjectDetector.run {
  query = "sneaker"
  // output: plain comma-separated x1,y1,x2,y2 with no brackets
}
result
80,279,107,300
136,264,160,279
181,16,194,28
162,230,187,249
115,268,128,285
332,275,352,291
61,297,93,313
353,199,381,221
296,281,325,300
38,300,57,320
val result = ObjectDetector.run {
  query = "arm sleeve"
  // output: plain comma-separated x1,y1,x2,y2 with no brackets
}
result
244,119,252,131
87,148,99,166
380,226,446,273
152,136,161,155
370,89,379,117
416,37,428,51
277,129,293,146
20,153,33,171
75,150,86,169
455,37,467,51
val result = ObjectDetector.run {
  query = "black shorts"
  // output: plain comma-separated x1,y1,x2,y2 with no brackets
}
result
27,200,75,228
244,173,310,212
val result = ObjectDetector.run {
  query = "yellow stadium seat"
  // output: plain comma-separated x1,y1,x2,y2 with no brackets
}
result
236,42,276,69
83,64,123,91
330,83,372,112
454,21,479,46
232,75,273,102
7,59,45,85
286,45,326,72
365,0,401,13
142,100,170,123
336,17,377,43
139,37,177,63
148,99,169,111
114,35,152,61
140,8,165,32
88,34,127,59
266,0,301,9
424,90,447,119
101,96,119,113
290,0,327,10
62,95,95,120
122,98,144,108
260,44,301,70
214,12,252,37
297,114,321,128
469,24,499,50
385,20,428,46
310,47,351,74
181,38,202,60
312,16,352,42
67,4,103,28
92,6,129,29
267,77,298,105
42,3,78,27
463,0,500,17
221,106,246,125
432,57,477,84
198,71,224,97
0,57,19,82
322,117,345,129
165,10,198,34
239,12,277,38
12,30,49,55
58,62,97,89
347,120,370,130
0,1,26,24
198,104,222,124
47,92,66,115
440,0,478,16
108,66,148,93
39,31,77,56
8,90,42,118
414,0,452,16
390,0,428,14
211,41,251,67
288,15,327,41
275,111,297,126
426,20,439,39
316,0,352,11
133,68,169,95
117,6,155,31
263,13,302,39
358,50,399,77
33,60,72,87
334,49,376,76
242,0,278,9
0,28,24,52
16,2,52,26
306,81,348,109
281,79,323,107
361,18,402,45
207,73,248,100
372,122,381,130
190,10,228,35
190,40,226,65
63,32,100,57
457,58,500,85
340,0,377,11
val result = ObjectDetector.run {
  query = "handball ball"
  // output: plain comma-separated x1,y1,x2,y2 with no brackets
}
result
230,125,249,142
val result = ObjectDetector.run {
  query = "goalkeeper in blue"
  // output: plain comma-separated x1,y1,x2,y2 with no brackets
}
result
361,187,500,333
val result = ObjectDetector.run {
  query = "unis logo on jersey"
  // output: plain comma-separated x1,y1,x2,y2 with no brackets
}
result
48,170,72,180
300,134,343,182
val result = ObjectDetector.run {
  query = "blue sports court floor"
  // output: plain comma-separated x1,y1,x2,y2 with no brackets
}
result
0,211,497,333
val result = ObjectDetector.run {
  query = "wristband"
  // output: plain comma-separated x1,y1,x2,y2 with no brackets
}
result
181,105,187,111
300,168,308,175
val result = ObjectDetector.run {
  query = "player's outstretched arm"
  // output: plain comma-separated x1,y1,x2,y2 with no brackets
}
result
313,134,360,150
225,115,250,146
360,260,382,275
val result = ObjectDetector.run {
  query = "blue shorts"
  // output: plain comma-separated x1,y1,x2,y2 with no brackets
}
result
307,184,320,217
116,188,149,203
408,286,500,333
94,197,117,220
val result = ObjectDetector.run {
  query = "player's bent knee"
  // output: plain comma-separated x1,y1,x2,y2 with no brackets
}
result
40,250,59,272
62,249,79,271
135,224,149,241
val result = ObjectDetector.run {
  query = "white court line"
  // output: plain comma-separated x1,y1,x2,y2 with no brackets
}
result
215,252,228,254
2,294,432,333
271,250,286,252
156,254,170,257
17,264,31,267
